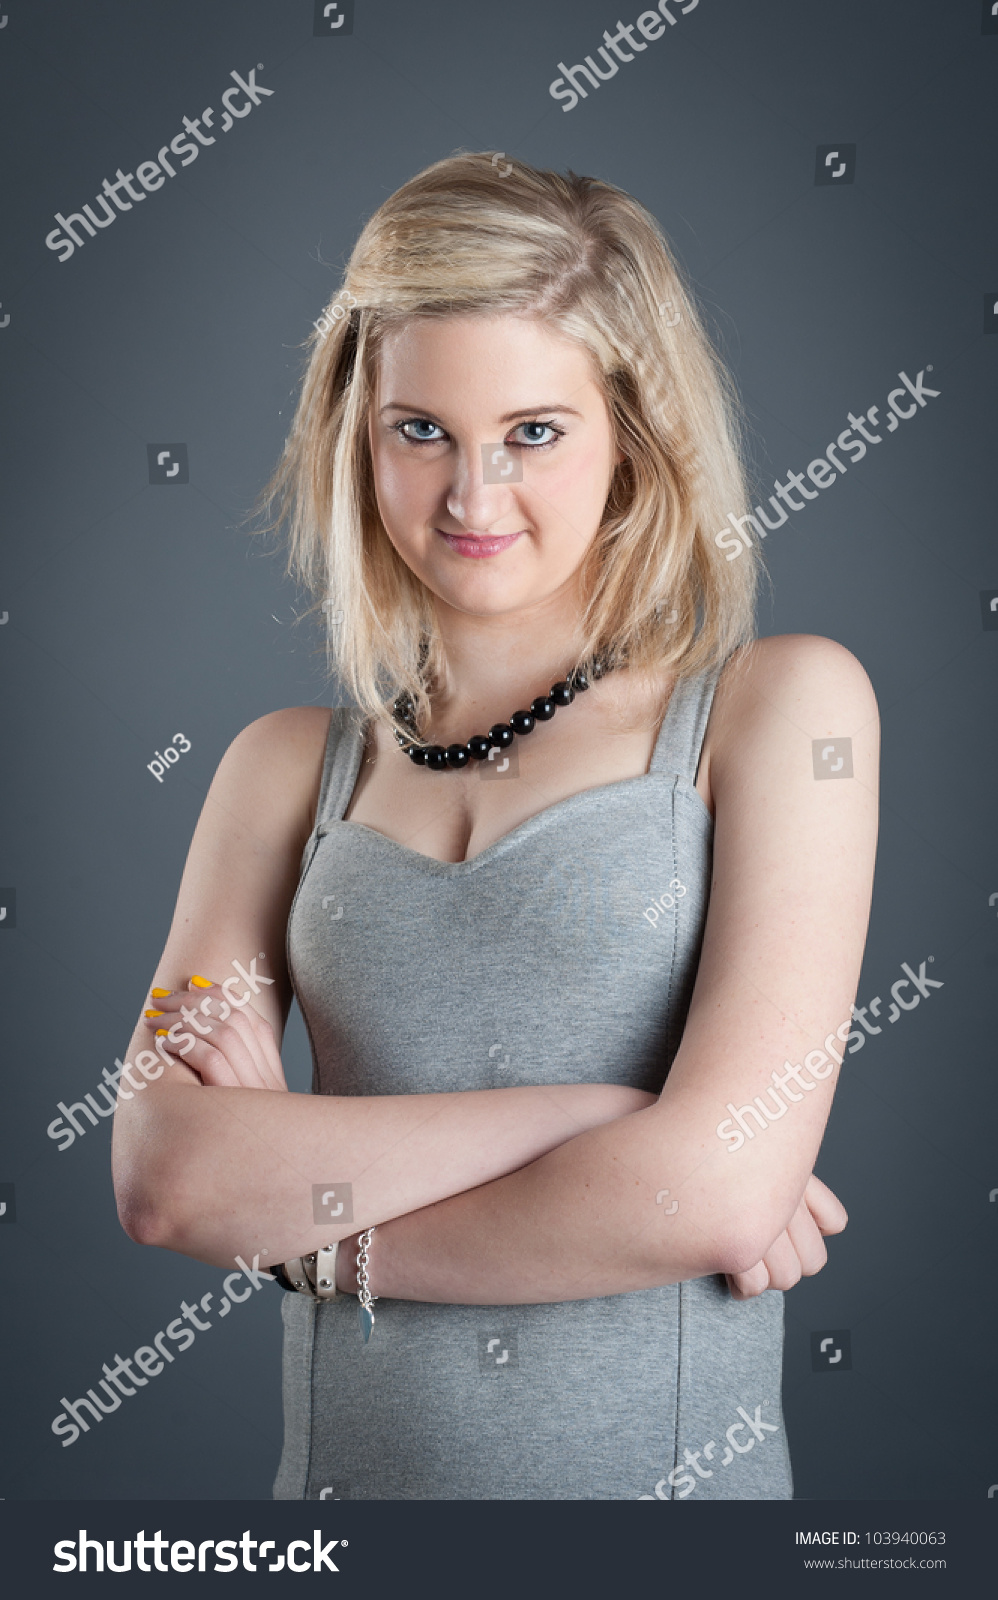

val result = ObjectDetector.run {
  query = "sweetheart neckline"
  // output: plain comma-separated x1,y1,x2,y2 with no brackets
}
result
332,768,711,871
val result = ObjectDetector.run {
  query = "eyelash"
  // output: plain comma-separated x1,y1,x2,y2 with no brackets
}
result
392,419,565,450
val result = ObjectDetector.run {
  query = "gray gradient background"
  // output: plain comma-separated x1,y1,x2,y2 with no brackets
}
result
0,0,995,1502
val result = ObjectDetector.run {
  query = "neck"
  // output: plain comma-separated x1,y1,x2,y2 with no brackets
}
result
422,600,591,740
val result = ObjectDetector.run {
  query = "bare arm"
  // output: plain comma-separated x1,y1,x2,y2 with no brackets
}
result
116,1035,654,1270
330,636,878,1303
112,708,655,1268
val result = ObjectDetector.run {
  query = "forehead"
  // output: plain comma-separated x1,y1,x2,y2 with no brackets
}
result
374,314,600,402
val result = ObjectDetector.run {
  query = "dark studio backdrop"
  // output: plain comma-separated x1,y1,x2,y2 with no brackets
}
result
0,0,995,1504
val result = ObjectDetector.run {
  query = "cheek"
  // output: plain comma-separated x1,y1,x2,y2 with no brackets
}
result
372,448,437,533
538,449,612,534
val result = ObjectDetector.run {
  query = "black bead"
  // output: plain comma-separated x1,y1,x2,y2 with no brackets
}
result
399,655,619,772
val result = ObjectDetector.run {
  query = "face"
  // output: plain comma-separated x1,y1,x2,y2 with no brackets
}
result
367,314,621,626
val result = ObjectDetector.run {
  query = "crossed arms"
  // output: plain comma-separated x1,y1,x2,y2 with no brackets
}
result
112,636,878,1304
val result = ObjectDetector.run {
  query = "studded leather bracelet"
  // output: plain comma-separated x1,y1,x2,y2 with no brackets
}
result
273,1242,340,1302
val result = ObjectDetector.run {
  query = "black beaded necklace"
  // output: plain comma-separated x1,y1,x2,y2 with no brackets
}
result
393,654,615,771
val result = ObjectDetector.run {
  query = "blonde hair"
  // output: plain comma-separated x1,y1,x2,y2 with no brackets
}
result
257,151,761,740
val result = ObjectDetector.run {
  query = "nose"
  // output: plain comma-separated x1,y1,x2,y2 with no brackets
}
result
446,446,518,531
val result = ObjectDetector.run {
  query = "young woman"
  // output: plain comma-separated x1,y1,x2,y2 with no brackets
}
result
111,154,878,1501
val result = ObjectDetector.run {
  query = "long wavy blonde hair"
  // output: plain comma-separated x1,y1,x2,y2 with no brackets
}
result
257,151,761,741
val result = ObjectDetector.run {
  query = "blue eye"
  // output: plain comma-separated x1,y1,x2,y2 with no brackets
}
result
398,418,446,443
393,417,564,448
509,421,562,447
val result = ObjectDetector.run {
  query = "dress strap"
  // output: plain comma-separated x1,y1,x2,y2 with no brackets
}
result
648,660,727,784
312,706,368,835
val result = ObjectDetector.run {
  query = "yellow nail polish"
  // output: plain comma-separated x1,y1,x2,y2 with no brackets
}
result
151,987,171,998
144,1009,163,1018
155,1029,169,1037
190,975,213,989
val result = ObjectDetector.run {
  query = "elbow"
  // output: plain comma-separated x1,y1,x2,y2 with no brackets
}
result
712,1214,792,1278
112,1145,187,1251
114,1175,181,1250
714,1230,771,1279
645,1221,771,1283
115,1192,173,1249
111,1088,196,1250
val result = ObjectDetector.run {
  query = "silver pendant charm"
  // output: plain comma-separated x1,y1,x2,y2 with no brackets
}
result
355,1224,378,1342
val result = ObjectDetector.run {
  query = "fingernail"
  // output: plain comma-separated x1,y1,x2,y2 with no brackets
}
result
144,1009,163,1018
151,988,171,998
190,975,213,989
155,1029,170,1037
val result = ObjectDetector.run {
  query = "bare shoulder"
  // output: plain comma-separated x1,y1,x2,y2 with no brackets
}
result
226,704,334,766
718,632,876,712
701,635,879,808
207,705,334,846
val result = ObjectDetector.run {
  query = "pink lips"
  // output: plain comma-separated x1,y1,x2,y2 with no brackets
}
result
437,530,523,559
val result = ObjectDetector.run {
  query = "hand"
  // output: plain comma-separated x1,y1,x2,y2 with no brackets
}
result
724,1175,847,1300
141,977,288,1091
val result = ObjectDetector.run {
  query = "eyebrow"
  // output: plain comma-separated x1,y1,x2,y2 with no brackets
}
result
378,401,584,422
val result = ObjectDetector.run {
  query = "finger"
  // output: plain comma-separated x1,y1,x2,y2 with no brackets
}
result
143,980,248,1086
157,1025,273,1090
176,979,275,1088
803,1174,848,1236
757,1229,803,1292
152,1028,244,1087
145,980,286,1091
726,1259,770,1300
143,989,242,1075
184,1017,274,1090
141,977,218,1026
786,1202,829,1278
134,1030,202,1085
188,981,286,1091
220,996,287,1092
141,992,188,1023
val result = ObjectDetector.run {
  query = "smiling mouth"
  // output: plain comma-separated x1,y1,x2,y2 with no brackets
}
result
436,529,524,559
441,534,527,547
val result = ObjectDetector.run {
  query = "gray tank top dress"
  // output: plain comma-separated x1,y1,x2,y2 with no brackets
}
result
275,663,792,1501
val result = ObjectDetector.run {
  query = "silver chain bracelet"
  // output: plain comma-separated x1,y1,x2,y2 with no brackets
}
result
356,1225,378,1342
